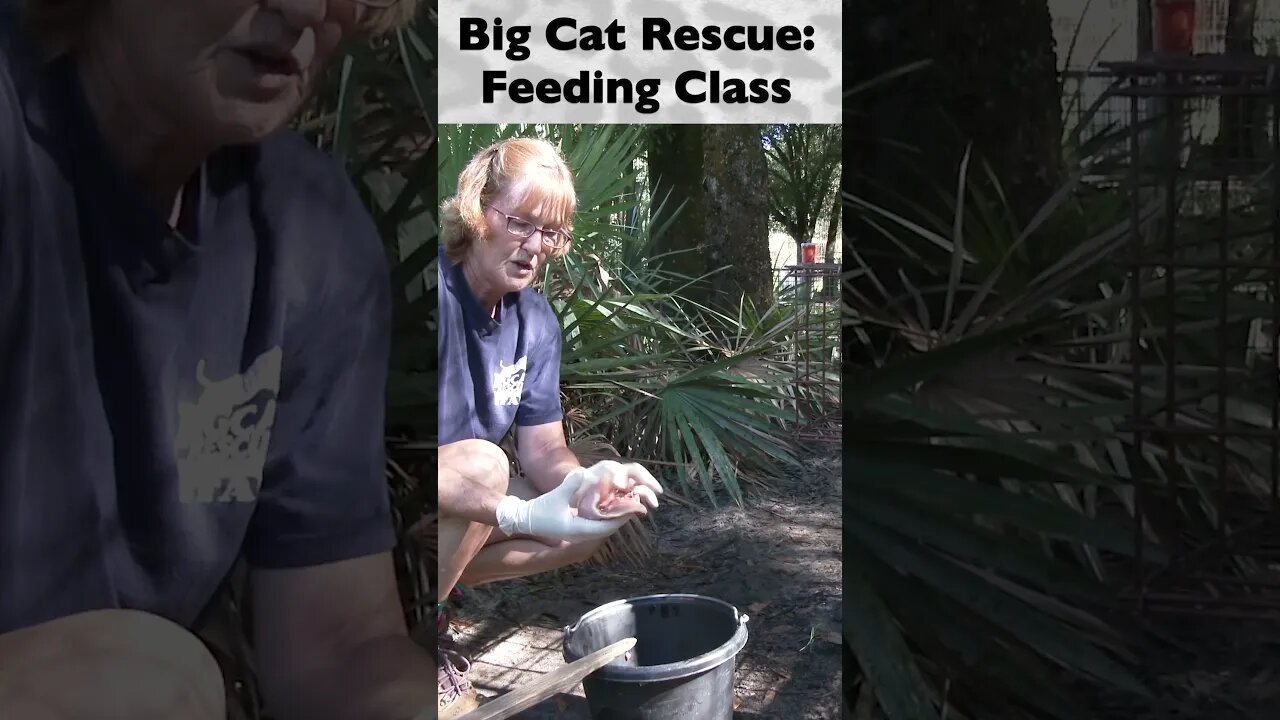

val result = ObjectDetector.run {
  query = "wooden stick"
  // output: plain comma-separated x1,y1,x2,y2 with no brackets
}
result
448,637,637,720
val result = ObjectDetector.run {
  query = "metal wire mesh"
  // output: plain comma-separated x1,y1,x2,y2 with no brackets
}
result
773,263,841,441
1191,2,1280,56
1101,54,1280,621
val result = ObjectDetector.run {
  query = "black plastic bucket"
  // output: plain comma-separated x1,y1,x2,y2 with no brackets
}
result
562,594,750,720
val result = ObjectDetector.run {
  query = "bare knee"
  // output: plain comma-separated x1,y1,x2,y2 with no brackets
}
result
0,609,225,720
439,439,510,495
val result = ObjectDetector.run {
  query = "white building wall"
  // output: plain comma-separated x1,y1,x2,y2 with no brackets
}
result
1052,0,1280,69
1052,1,1280,153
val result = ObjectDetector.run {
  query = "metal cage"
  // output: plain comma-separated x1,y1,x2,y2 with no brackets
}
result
1102,54,1280,621
773,263,841,442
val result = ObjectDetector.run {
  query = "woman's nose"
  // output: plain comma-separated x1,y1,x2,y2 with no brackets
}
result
520,231,549,254
266,0,329,28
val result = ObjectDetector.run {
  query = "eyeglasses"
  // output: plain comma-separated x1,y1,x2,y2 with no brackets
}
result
484,204,572,250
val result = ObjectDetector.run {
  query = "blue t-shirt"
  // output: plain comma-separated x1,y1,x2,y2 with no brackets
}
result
0,13,396,634
438,247,564,446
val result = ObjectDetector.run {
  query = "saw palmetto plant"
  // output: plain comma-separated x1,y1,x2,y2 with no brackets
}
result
845,162,1155,719
294,5,440,638
844,106,1280,717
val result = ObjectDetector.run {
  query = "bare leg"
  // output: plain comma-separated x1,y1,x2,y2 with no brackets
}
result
460,474,605,588
0,609,225,720
437,439,512,602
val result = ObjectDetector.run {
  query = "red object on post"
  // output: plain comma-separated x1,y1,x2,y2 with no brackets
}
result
1154,0,1196,55
801,243,817,264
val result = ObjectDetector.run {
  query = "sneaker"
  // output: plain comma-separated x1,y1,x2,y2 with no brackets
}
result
437,633,479,719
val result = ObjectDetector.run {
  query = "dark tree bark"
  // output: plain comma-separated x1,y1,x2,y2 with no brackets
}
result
847,0,1063,228
649,126,707,283
1137,0,1153,57
1218,0,1266,161
649,126,773,310
1226,0,1259,54
705,126,773,309
825,188,840,264
845,0,1064,361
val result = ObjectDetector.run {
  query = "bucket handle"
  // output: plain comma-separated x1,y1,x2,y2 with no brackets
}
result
561,598,752,644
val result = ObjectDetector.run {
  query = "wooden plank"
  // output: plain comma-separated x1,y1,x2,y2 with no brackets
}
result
447,637,636,720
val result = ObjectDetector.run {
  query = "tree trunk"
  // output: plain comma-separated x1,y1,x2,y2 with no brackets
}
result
1137,0,1153,57
848,0,1062,226
1218,0,1265,161
705,126,773,309
1227,0,1259,54
648,126,707,284
825,187,840,264
648,126,772,310
845,0,1063,360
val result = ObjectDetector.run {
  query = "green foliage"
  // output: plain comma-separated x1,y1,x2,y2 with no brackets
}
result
292,0,442,648
844,181,1158,719
762,124,842,243
295,4,438,441
845,51,1280,715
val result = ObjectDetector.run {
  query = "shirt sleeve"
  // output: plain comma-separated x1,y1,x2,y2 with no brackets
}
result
515,297,564,428
244,195,396,569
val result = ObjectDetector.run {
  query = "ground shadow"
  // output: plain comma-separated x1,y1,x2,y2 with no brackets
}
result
447,447,843,718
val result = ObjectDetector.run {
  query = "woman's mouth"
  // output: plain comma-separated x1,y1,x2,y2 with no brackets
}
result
239,46,302,77
234,44,305,99
512,260,535,275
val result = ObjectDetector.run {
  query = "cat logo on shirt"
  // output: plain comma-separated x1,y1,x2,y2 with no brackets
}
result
493,357,527,407
175,347,282,503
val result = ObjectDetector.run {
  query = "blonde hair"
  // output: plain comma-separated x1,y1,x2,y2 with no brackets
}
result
440,137,577,264
22,0,422,57
359,0,421,37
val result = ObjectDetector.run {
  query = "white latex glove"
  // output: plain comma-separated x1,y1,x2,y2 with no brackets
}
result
494,461,664,542
567,460,663,518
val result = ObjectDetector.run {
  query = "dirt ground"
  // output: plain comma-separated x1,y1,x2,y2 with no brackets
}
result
446,447,843,719
1076,613,1280,720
